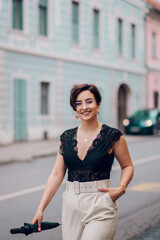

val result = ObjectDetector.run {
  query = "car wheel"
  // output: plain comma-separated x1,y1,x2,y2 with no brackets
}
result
153,124,160,136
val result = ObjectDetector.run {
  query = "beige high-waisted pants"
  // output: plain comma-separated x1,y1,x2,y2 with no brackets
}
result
62,180,118,240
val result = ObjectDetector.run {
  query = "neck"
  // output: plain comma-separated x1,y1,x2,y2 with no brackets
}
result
79,119,101,133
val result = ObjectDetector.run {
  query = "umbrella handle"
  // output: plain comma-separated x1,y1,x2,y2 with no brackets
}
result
10,227,25,234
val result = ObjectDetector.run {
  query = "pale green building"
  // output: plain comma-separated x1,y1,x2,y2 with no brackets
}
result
0,0,146,144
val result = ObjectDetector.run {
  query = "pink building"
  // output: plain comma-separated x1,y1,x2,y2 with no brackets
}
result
146,0,160,109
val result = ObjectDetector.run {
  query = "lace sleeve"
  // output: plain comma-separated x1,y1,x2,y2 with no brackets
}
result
105,127,123,153
59,131,66,156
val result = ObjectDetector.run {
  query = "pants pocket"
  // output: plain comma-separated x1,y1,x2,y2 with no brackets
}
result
104,192,118,209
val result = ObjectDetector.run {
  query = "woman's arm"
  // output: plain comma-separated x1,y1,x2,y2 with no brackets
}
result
99,135,134,201
113,135,134,189
32,143,66,231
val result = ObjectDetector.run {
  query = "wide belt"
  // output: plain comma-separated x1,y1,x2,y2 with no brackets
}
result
66,179,110,195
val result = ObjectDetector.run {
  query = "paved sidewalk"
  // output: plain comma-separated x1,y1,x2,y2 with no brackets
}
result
0,138,59,164
0,135,157,164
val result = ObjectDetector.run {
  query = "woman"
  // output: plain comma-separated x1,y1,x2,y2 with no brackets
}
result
32,83,134,240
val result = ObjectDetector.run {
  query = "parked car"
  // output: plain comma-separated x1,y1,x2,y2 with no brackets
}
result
123,109,160,135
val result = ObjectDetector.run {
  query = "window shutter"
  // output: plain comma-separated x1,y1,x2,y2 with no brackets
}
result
39,0,48,7
39,0,48,36
41,82,49,115
118,19,123,55
152,32,156,58
12,0,17,28
72,1,79,44
12,0,23,30
131,24,136,58
93,9,99,48
154,92,159,108
19,0,23,30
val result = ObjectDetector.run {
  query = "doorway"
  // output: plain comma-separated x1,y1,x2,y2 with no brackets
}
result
117,84,131,130
14,79,27,141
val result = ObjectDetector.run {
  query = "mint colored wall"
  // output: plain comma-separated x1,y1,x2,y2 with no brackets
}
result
0,0,9,43
4,51,57,130
0,0,146,143
128,73,143,111
0,0,145,69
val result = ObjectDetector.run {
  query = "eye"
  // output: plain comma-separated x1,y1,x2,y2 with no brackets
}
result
75,102,82,107
86,99,93,104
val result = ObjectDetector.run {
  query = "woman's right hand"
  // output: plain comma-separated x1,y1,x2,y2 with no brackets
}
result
32,209,43,232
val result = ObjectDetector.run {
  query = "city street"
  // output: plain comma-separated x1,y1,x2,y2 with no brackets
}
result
0,136,160,240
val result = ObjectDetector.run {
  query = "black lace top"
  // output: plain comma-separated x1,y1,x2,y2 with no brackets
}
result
59,124,123,182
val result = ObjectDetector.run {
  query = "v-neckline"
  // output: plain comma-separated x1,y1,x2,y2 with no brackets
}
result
75,124,104,161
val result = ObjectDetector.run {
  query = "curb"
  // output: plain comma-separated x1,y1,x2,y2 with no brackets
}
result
0,152,57,166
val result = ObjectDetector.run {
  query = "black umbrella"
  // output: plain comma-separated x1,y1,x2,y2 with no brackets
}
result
10,221,61,236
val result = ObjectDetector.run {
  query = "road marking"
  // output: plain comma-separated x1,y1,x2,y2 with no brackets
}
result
0,180,66,202
112,154,160,171
0,185,45,201
0,154,160,201
129,182,160,193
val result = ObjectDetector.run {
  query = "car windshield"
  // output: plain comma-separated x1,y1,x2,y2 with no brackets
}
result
131,110,157,120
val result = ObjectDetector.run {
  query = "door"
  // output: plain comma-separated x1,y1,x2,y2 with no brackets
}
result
14,79,27,141
118,84,130,130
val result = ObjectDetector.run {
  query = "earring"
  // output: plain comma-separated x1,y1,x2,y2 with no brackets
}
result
97,109,100,115
75,113,79,119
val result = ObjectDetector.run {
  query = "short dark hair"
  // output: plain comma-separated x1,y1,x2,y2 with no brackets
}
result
70,83,102,111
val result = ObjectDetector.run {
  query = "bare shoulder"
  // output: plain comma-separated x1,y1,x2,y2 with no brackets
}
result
113,135,128,152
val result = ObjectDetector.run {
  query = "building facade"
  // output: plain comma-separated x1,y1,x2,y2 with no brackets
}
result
0,0,146,144
146,0,160,109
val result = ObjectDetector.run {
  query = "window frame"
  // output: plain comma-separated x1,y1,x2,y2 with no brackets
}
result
93,8,100,49
90,1,103,54
117,18,123,56
131,23,136,59
12,0,23,30
40,81,50,116
151,32,157,59
10,0,28,35
36,0,53,42
71,0,80,45
38,0,48,37
154,91,159,109
70,0,83,48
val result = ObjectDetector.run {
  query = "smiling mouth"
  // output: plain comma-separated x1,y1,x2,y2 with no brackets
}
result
81,111,92,115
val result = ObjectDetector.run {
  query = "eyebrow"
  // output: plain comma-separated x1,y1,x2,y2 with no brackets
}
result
75,98,93,102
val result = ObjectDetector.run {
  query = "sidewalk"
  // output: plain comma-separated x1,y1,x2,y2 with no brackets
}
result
0,135,157,164
0,138,59,164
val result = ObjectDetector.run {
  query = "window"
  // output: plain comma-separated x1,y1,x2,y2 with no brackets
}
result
118,19,123,55
131,24,136,58
152,32,156,58
12,0,23,30
154,91,159,108
93,9,100,49
41,82,50,115
72,1,79,44
39,0,48,36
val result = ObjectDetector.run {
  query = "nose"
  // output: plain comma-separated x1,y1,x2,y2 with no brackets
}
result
81,101,87,109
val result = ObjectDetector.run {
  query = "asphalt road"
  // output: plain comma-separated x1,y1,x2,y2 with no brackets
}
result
0,136,160,240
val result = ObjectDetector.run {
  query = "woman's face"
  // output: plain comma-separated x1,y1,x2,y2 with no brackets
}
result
75,90,100,121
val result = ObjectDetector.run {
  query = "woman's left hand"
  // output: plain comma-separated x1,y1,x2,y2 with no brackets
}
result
98,186,125,202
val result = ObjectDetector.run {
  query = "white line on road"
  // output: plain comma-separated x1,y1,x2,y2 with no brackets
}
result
112,154,160,171
0,154,160,202
0,184,45,201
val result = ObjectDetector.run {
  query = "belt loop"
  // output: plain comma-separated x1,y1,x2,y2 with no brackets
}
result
74,181,80,195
